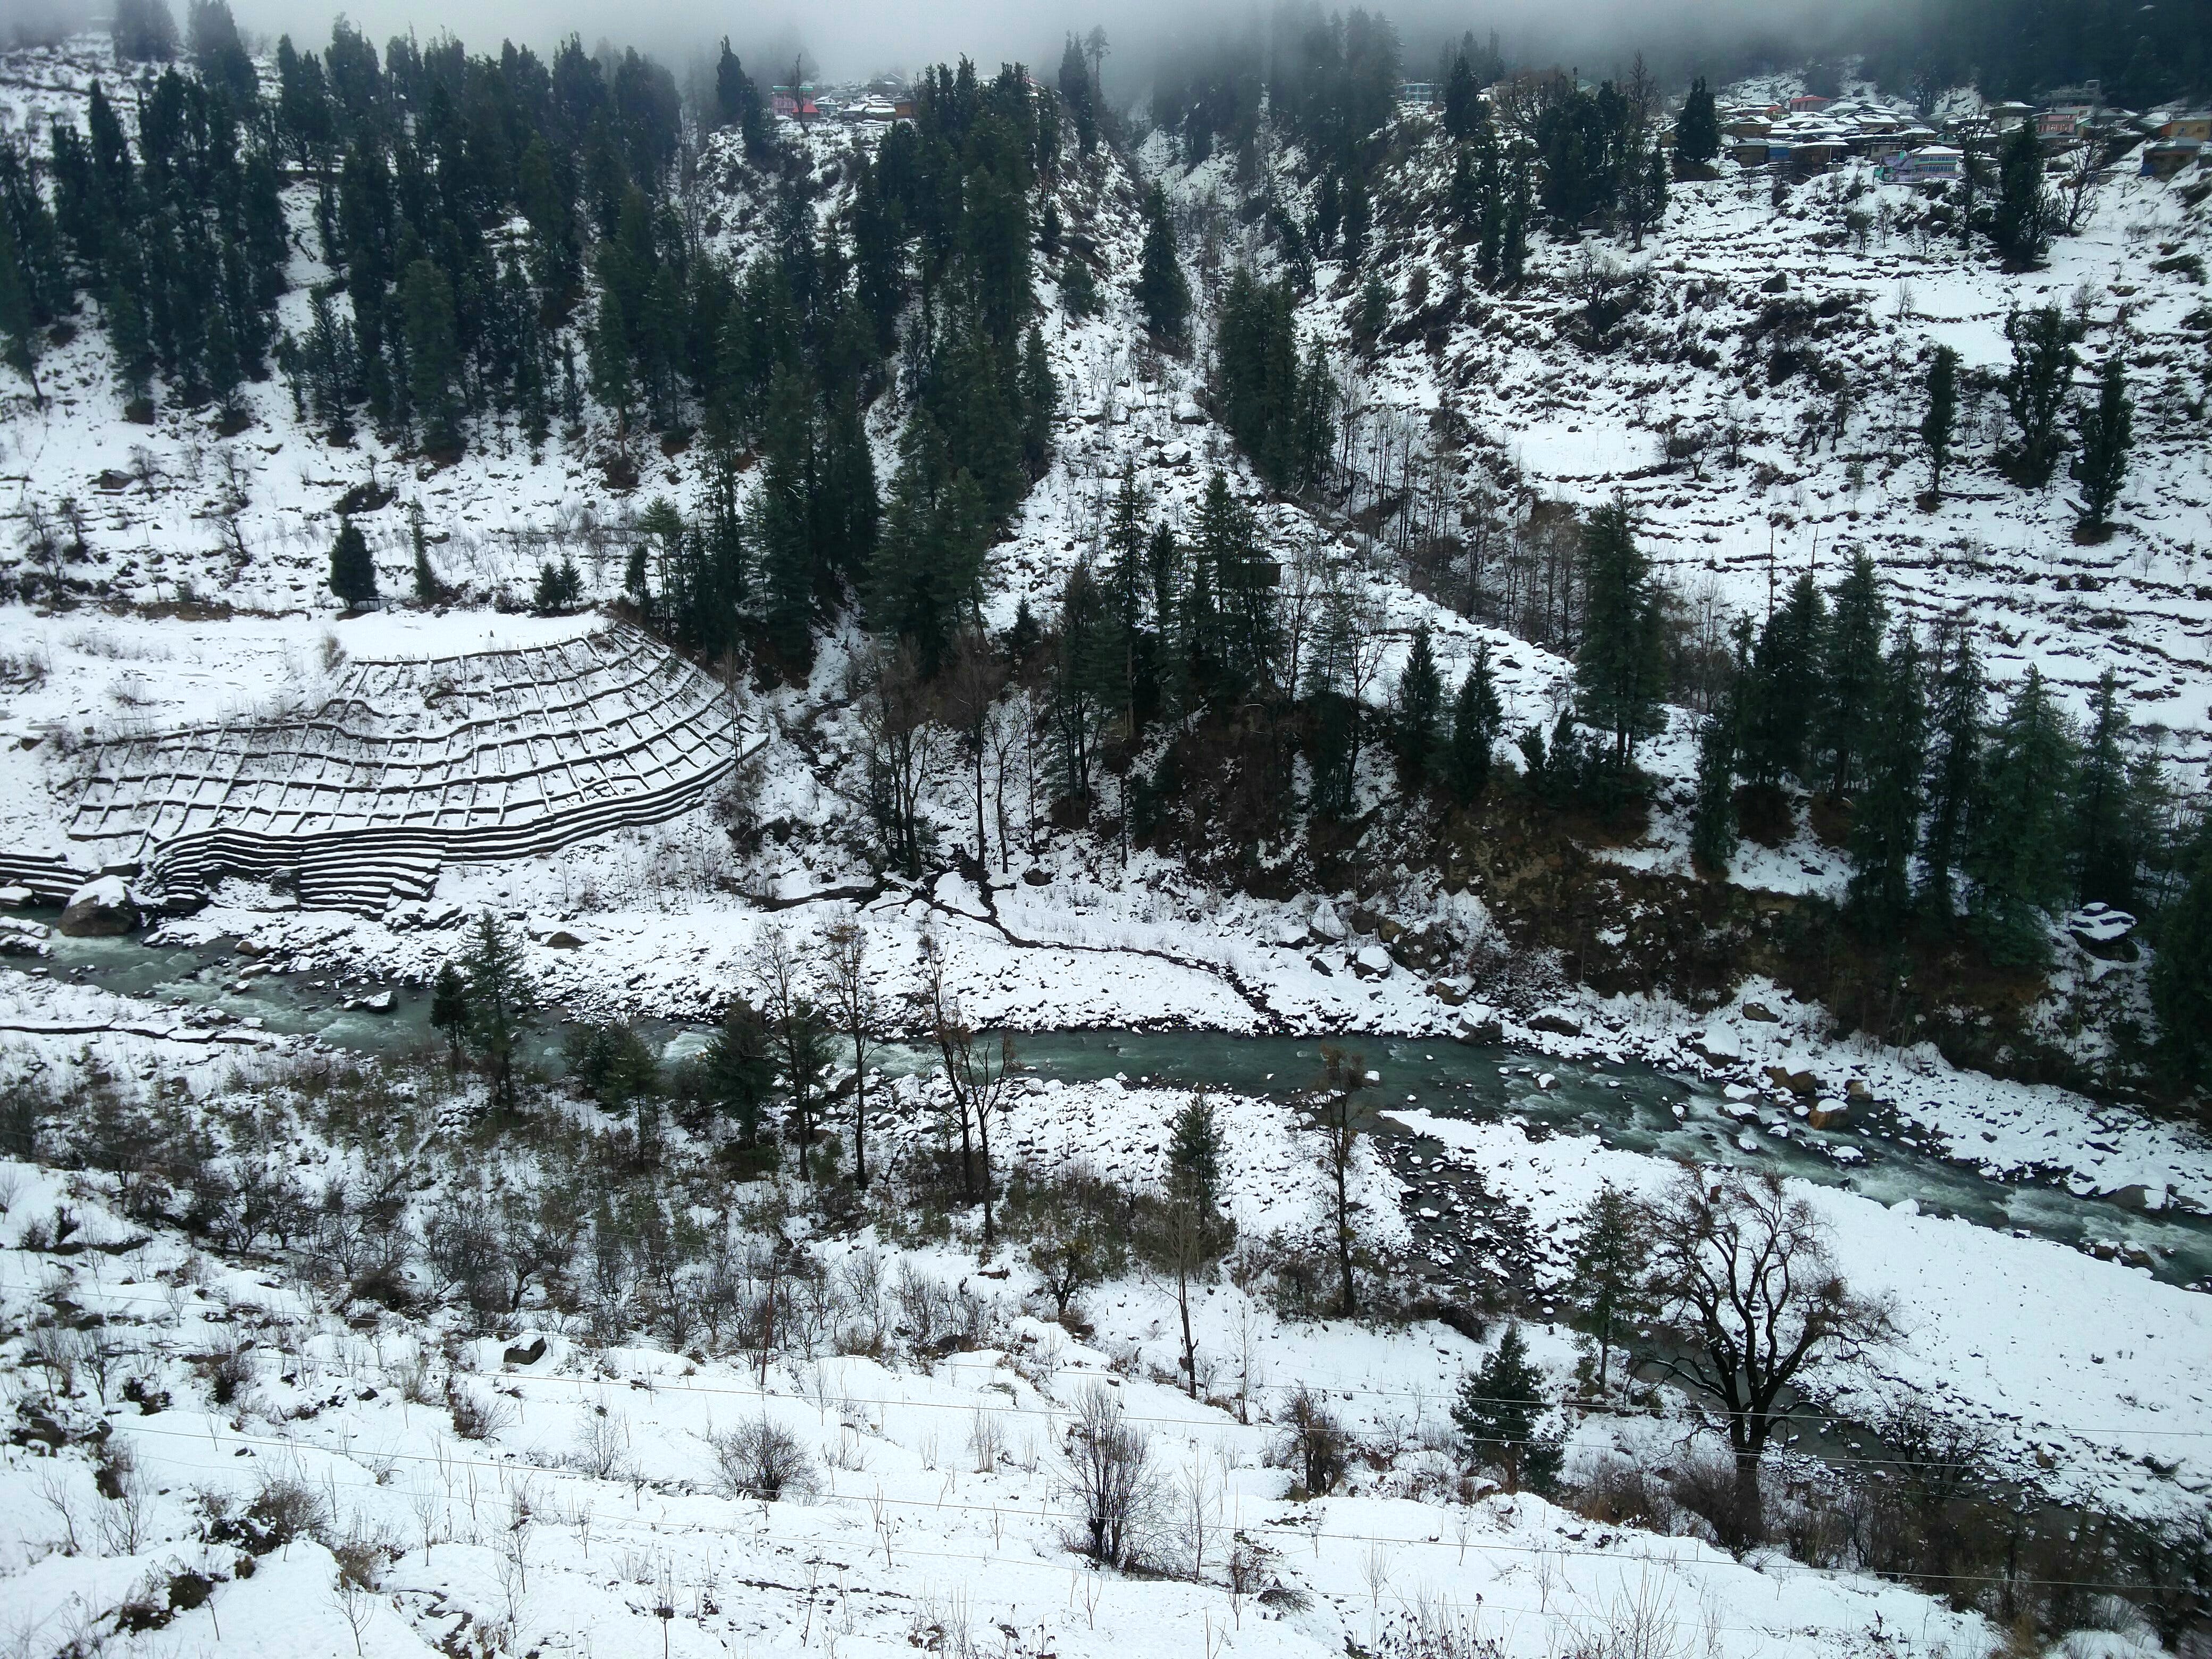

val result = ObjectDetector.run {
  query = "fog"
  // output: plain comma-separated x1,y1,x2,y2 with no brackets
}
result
19,0,1887,91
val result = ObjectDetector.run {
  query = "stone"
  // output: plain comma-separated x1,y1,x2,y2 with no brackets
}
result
1806,1099,1851,1129
1763,1064,1821,1097
1021,867,1051,886
1308,899,1349,943
1428,979,1470,1006
502,1335,548,1367
1741,1002,1780,1023
0,884,31,906
359,990,395,1013
1844,1078,1872,1101
1455,1010,1504,1045
1350,944,1394,979
1688,1027,1742,1064
543,929,586,949
2098,1184,2153,1212
58,875,138,937
1527,1011,1583,1037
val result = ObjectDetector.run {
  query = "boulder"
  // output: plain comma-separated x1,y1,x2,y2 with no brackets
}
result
1427,979,1470,1007
1021,867,1051,886
1763,1063,1821,1096
542,929,586,949
1741,1002,1780,1023
1308,899,1349,943
0,883,31,906
1687,1026,1742,1064
1350,944,1394,979
1455,1009,1504,1045
358,989,395,1013
58,875,138,937
1805,1099,1851,1129
1844,1078,1872,1101
1527,1011,1583,1037
502,1335,548,1367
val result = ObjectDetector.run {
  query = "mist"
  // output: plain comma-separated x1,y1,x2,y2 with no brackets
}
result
26,0,1895,94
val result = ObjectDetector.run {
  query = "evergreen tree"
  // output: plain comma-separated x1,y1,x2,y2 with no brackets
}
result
1391,623,1445,790
2002,304,2076,487
1568,1183,1650,1392
1675,77,1720,165
713,40,770,158
1921,344,1958,498
1166,1094,1226,1213
1447,643,1502,806
1967,666,2077,963
460,910,537,1114
1059,33,1097,156
1573,501,1664,767
1314,172,1341,254
1019,325,1057,480
328,515,377,608
2071,354,2132,537
1443,53,1481,142
1846,631,1927,928
112,0,179,60
429,961,470,1061
1818,551,1887,798
0,216,41,406
1452,1326,1562,1494
1340,174,1370,264
534,554,583,614
701,996,776,1147
1991,118,2049,270
400,257,460,456
1739,573,1826,786
2151,825,2212,1092
1689,701,1738,875
1918,622,1984,921
2072,670,2139,909
1134,182,1190,343
1353,268,1389,352
1060,251,1099,317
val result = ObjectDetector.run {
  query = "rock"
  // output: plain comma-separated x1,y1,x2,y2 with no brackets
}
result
1741,1002,1780,1023
58,875,138,937
1021,867,1051,886
236,937,271,957
1350,944,1394,979
1308,899,1348,943
1761,272,1789,293
1173,399,1206,424
0,883,31,906
1455,1010,1504,1045
2121,1244,2157,1269
1763,1064,1821,1097
1806,1099,1851,1129
1688,1027,1742,1064
542,929,586,949
1844,1078,1872,1101
1273,916,1310,948
502,1335,548,1367
1527,1011,1583,1037
1889,1198,1920,1217
359,990,395,1013
1428,979,1470,1007
2098,1184,2153,1212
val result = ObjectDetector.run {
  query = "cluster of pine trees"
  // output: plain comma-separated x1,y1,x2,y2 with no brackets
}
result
2,0,283,418
1692,552,2186,968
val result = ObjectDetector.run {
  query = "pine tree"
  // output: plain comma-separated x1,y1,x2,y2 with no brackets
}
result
2151,825,2212,1092
2002,304,2076,487
400,256,460,457
1340,174,1370,265
1447,643,1502,805
1134,182,1190,343
702,996,776,1148
1573,501,1664,767
1918,622,1984,922
1739,573,1825,786
328,515,376,608
1060,251,1098,318
1992,119,2049,270
1689,702,1738,875
1391,623,1445,790
1846,631,1926,928
460,910,537,1114
1019,325,1057,480
1675,77,1720,165
429,961,470,1061
1568,1183,1649,1393
1166,1094,1226,1213
2072,670,2138,909
1968,666,2077,964
1452,1326,1562,1494
409,507,439,603
0,215,44,406
1921,345,1958,498
1818,551,1887,798
1442,52,1481,141
1353,268,1389,353
2071,354,2132,537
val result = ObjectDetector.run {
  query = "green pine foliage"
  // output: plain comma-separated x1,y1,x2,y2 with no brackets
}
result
1689,704,1738,875
2071,355,2132,536
1846,632,1927,928
1452,1325,1563,1494
1568,1183,1650,1392
1135,182,1191,343
563,1020,661,1112
1447,644,1502,806
1572,501,1665,767
1738,573,1826,786
1921,345,1958,496
1675,77,1720,164
460,910,537,1115
328,516,376,608
1967,667,2078,964
1919,623,1985,921
1818,552,1887,798
2151,825,2212,1093
2002,304,2077,487
2072,671,2141,910
428,961,470,1059
1992,119,2050,270
700,997,776,1148
1216,267,1335,492
1390,624,1445,790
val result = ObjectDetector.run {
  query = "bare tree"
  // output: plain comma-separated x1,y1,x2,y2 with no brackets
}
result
1060,1384,1159,1569
1309,1047,1371,1317
1644,1168,1898,1547
941,629,1007,870
914,934,1018,1251
823,917,878,1187
856,641,936,878
750,927,831,1181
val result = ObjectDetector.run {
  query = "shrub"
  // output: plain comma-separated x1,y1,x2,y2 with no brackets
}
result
1059,1385,1161,1568
711,1417,819,1501
1273,1386,1350,1497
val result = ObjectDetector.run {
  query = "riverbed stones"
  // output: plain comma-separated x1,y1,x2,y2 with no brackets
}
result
58,875,138,937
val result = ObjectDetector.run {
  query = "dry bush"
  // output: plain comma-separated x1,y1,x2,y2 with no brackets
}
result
1271,1386,1351,1497
710,1417,819,1502
446,1383,514,1442
1058,1385,1161,1568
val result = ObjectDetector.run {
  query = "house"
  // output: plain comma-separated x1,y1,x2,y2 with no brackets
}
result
2141,137,2205,178
1789,93,1832,113
1721,114,1772,141
1728,138,1770,167
2160,111,2212,142
1889,145,1963,185
1396,81,1438,108
770,85,820,121
1987,99,2035,129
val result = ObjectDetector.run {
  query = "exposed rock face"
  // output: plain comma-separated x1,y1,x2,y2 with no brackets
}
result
58,875,138,937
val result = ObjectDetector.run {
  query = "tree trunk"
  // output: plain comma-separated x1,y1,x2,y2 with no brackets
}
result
1730,1446,1764,1548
